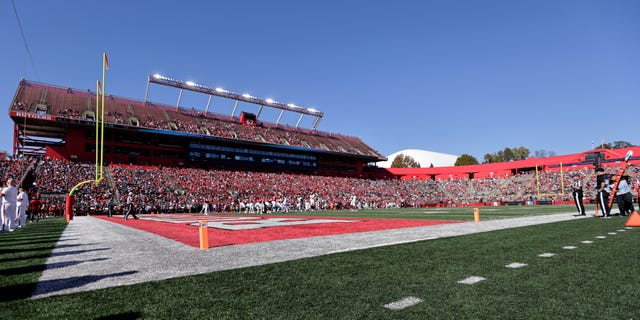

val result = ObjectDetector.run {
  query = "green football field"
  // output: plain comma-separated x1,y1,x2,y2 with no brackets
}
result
1,206,638,319
276,204,588,220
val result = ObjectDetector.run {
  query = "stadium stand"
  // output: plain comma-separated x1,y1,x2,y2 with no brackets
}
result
6,80,640,216
10,81,382,159
14,159,634,216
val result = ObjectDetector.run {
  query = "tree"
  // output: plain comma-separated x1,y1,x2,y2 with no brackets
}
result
455,154,479,166
612,140,634,149
482,146,530,163
534,149,556,158
483,153,495,164
511,146,529,160
390,154,421,168
598,141,633,149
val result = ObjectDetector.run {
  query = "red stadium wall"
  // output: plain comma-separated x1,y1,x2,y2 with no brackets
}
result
45,127,183,167
47,129,86,161
387,147,640,180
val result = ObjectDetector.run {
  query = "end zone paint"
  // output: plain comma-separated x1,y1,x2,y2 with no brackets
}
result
94,214,462,248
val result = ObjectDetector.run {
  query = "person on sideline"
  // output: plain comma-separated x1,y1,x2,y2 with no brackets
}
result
16,187,29,228
29,195,42,222
124,192,139,220
571,174,585,216
1,179,19,231
595,168,612,218
200,200,209,215
614,175,635,216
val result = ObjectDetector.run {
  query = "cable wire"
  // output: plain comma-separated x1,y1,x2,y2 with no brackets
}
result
11,0,40,80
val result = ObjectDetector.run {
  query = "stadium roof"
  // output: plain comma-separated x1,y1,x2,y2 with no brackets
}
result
146,74,324,129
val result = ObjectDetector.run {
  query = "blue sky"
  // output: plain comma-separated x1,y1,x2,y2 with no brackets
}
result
2,0,639,161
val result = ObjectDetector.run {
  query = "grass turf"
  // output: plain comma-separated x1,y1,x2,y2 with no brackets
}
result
1,210,638,319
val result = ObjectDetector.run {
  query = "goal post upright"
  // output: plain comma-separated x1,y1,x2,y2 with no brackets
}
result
95,80,100,181
559,162,565,195
66,52,108,221
535,164,540,197
99,52,107,182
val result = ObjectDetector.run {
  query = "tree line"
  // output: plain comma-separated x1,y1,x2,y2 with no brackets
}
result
390,140,635,168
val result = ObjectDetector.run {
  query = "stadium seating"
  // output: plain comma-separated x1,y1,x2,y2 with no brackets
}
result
0,158,32,187
14,82,383,157
21,156,633,216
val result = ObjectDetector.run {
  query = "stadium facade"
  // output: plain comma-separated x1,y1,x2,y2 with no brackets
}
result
9,80,389,178
7,79,638,181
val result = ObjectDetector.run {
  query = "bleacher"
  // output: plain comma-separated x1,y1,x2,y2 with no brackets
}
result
12,81,383,158
21,157,620,216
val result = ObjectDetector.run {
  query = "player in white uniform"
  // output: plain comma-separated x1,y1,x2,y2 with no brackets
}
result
16,187,29,228
350,195,357,211
1,179,19,232
200,200,209,215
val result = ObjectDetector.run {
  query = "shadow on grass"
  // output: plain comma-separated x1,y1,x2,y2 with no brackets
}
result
0,258,109,276
0,270,138,302
0,243,88,254
1,247,111,264
0,238,78,246
30,270,139,300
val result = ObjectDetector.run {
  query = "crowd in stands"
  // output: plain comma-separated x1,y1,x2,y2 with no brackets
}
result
0,158,31,185
6,157,635,217
110,166,181,214
12,101,27,111
11,87,381,157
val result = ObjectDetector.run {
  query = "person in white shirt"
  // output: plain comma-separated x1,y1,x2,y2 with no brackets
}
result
200,200,209,215
124,192,139,220
16,187,29,228
1,179,19,232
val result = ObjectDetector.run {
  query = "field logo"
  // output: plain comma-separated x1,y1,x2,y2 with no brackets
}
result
203,217,357,230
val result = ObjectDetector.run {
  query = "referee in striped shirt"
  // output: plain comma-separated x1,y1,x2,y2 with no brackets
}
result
571,174,585,216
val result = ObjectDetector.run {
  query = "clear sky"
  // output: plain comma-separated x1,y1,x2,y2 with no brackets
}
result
2,0,639,162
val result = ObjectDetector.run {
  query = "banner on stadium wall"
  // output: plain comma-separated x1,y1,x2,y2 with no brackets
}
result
11,111,57,121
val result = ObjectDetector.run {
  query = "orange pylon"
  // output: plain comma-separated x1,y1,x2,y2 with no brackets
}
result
625,211,640,227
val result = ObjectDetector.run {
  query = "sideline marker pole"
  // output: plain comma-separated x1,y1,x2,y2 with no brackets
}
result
607,150,633,209
199,220,209,250
473,208,480,222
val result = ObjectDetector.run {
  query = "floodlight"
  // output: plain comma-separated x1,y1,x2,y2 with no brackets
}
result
147,74,324,129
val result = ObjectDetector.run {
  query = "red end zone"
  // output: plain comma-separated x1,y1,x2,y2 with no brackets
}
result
93,214,462,248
